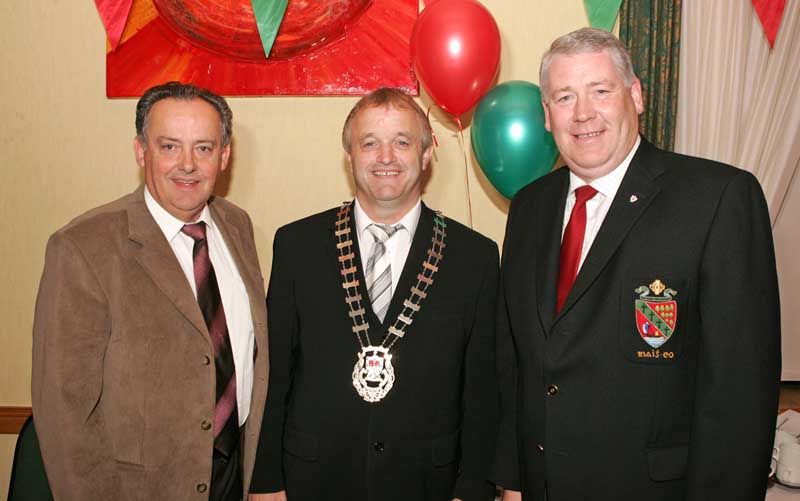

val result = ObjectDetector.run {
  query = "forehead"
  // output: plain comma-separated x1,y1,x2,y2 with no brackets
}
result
147,98,222,134
351,104,421,134
547,50,624,86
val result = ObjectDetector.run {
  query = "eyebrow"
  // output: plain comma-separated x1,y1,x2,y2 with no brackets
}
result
155,136,217,145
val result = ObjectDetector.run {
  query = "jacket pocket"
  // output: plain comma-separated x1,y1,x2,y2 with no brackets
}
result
646,444,688,481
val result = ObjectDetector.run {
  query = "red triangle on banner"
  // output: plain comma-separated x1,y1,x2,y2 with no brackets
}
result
752,0,786,48
94,0,134,51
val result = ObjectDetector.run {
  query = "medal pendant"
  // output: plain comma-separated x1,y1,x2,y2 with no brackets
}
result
352,345,395,403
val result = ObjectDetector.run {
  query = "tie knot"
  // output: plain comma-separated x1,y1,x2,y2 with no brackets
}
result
367,223,402,244
181,222,207,242
574,185,598,206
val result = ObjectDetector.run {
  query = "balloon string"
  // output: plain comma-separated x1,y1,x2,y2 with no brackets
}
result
456,118,474,229
426,107,439,148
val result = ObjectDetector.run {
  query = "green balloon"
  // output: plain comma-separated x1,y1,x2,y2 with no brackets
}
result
471,81,559,199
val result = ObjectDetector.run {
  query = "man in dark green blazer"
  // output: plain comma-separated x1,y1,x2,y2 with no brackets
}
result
494,28,781,501
250,88,499,501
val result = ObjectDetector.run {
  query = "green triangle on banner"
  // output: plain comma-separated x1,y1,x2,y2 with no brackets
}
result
584,0,623,32
252,0,289,58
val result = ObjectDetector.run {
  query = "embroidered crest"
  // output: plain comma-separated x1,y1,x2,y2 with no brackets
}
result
634,279,677,349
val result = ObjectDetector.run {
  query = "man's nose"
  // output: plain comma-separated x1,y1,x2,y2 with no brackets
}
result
180,148,196,172
573,96,595,122
377,143,396,164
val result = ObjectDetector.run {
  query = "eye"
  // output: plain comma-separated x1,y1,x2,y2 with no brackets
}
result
556,94,573,104
197,145,211,153
361,140,378,149
395,138,410,147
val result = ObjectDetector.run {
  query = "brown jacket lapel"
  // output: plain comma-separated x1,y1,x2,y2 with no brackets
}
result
126,186,211,346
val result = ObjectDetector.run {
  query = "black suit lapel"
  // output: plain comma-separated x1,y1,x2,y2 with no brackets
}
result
382,204,434,327
555,139,666,321
327,202,387,334
536,171,570,334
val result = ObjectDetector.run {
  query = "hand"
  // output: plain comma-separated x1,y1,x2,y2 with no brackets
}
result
502,490,522,501
248,491,287,501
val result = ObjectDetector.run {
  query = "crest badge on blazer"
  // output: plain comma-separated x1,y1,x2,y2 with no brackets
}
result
634,279,677,348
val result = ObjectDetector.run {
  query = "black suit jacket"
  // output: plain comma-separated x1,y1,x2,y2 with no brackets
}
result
252,203,500,501
493,139,781,500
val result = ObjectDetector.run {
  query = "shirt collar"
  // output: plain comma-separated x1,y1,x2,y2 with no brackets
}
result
568,135,641,199
353,198,421,243
144,185,212,242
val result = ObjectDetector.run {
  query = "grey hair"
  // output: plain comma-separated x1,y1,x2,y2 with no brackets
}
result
539,28,636,99
135,82,233,146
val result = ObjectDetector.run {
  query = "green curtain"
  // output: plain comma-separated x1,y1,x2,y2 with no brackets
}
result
619,0,682,151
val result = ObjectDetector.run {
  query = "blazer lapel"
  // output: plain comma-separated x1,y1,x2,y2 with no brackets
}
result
327,203,382,329
536,171,570,334
126,187,211,346
329,202,433,339
555,139,665,321
382,203,434,327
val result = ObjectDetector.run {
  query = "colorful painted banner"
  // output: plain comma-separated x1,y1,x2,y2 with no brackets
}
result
104,0,417,96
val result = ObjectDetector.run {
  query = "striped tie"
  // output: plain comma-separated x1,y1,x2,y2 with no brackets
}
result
181,222,239,458
365,224,402,322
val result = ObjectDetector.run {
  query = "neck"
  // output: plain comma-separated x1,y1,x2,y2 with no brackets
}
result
356,198,418,225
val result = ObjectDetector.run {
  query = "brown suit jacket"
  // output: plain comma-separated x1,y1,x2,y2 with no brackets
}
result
31,186,269,500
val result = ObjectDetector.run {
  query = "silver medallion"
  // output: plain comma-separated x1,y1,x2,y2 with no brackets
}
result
352,345,395,402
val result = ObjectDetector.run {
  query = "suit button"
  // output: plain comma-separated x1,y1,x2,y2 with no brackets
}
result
203,355,211,365
546,385,559,396
373,442,385,453
196,483,207,493
201,420,212,430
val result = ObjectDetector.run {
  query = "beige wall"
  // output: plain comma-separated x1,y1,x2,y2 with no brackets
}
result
0,0,594,495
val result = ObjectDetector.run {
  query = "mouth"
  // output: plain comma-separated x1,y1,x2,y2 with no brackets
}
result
574,130,604,140
371,169,401,177
171,179,200,189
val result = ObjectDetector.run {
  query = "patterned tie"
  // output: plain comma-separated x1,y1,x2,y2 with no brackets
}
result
181,222,239,457
365,224,402,322
556,185,598,314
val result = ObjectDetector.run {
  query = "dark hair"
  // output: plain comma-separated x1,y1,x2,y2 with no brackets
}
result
342,87,433,153
135,82,233,146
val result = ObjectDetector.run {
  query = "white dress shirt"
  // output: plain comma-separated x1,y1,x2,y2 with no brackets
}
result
354,199,421,299
145,187,254,425
562,135,641,271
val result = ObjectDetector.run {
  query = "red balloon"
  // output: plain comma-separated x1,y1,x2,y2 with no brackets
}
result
411,0,501,117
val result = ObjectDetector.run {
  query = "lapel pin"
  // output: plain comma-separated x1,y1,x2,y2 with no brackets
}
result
629,194,639,203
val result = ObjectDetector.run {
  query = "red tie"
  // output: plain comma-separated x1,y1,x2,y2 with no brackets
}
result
556,185,597,314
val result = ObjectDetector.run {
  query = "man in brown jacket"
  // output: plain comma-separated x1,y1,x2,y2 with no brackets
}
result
31,82,268,500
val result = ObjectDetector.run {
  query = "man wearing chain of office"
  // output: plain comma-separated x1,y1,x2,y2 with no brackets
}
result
249,87,500,501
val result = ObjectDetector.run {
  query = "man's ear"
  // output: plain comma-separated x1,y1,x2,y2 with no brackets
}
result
630,78,645,115
134,136,146,168
220,143,231,171
421,145,433,171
